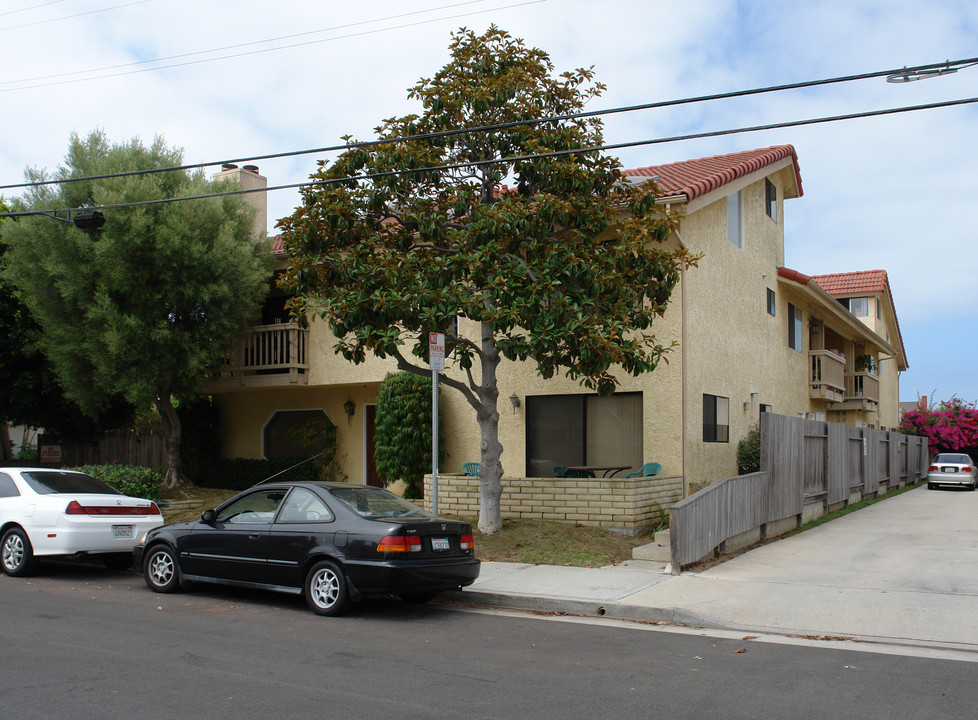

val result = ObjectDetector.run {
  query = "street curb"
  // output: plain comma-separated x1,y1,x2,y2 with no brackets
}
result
444,590,978,657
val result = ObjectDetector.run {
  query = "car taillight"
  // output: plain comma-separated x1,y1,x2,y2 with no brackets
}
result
928,465,938,472
460,534,474,551
65,500,162,516
377,535,422,553
964,467,973,473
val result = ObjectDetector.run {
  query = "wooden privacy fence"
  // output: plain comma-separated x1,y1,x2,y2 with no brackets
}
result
669,413,929,570
56,434,167,469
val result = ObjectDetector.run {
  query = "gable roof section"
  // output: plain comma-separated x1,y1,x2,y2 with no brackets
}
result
812,270,907,370
623,145,803,202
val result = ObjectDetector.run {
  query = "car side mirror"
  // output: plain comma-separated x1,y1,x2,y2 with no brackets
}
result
200,509,216,524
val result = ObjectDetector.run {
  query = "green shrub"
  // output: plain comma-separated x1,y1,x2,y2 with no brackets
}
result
737,424,761,475
74,464,163,500
375,372,442,499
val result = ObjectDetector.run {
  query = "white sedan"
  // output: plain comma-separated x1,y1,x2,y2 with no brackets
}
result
0,467,163,576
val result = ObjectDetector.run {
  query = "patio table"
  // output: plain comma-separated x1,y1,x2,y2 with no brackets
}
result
564,465,631,478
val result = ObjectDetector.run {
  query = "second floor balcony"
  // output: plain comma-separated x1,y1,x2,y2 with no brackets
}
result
201,324,309,391
809,350,846,402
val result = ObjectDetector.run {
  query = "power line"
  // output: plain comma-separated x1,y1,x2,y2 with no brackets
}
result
4,55,975,194
1,0,504,87
0,0,150,32
4,94,975,221
0,0,546,91
0,1,67,18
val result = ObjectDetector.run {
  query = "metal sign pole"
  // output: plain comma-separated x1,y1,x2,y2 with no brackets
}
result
432,367,439,516
428,332,445,516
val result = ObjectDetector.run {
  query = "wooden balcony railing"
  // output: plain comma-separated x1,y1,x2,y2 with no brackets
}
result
845,371,880,405
208,324,309,388
809,350,845,402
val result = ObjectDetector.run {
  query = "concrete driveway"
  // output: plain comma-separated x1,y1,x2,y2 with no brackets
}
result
625,485,978,645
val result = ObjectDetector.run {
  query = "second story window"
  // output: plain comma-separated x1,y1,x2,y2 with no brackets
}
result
765,178,777,222
788,302,803,351
838,297,869,317
727,190,744,248
767,288,776,316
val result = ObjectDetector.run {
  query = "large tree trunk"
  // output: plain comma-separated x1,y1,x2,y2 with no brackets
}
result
154,392,183,490
475,323,504,534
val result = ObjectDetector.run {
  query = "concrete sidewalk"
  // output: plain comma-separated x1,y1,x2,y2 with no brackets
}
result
447,486,978,651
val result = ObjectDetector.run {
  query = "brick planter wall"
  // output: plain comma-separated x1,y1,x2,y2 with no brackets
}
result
423,474,683,536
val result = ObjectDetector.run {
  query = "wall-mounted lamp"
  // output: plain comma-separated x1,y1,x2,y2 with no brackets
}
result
743,401,751,412
509,393,521,414
342,399,355,425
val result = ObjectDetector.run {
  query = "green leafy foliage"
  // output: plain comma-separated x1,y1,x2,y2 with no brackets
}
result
278,27,696,532
2,130,272,487
737,424,761,475
375,372,438,498
73,464,163,500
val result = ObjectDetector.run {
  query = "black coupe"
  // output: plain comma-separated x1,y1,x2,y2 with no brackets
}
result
135,481,480,615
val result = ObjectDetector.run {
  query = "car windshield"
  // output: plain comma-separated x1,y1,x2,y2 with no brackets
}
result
329,486,433,519
21,470,122,495
935,454,972,464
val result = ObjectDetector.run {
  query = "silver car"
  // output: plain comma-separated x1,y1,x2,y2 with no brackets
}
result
927,453,977,491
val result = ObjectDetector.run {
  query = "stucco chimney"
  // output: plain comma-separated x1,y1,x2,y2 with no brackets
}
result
213,163,268,241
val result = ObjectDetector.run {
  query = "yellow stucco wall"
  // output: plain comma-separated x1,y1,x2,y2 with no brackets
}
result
211,163,905,496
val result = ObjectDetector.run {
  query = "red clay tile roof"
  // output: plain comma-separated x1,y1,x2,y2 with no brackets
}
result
623,145,802,201
812,270,907,369
271,234,285,254
811,270,888,296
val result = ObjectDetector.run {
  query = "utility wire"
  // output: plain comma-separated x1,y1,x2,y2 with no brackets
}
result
0,0,546,89
1,0,502,86
4,94,976,220
0,0,150,32
3,55,976,193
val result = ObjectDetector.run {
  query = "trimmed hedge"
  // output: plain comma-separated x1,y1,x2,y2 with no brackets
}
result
73,464,163,500
189,457,320,491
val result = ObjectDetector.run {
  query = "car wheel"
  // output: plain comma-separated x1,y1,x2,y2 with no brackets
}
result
144,544,180,593
400,591,439,605
103,553,132,571
1,527,36,577
305,560,348,616
927,483,935,490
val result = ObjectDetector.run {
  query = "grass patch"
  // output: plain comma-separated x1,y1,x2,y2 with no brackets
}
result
469,518,653,567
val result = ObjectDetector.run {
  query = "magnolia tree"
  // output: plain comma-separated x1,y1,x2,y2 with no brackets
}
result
279,27,696,533
900,397,978,454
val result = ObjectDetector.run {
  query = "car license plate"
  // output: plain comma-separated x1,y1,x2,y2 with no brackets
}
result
112,525,134,538
943,467,956,473
431,537,450,552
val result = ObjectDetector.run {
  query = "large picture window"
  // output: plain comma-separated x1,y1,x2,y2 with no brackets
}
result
525,393,643,477
263,409,333,459
703,394,729,443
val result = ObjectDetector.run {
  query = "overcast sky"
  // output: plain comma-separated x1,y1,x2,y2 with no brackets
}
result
2,0,976,404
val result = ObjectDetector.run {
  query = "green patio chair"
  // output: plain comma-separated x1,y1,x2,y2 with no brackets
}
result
626,462,661,478
462,462,480,476
553,465,567,477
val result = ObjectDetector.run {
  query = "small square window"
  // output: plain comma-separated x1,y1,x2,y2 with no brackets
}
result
767,288,776,316
765,178,777,222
